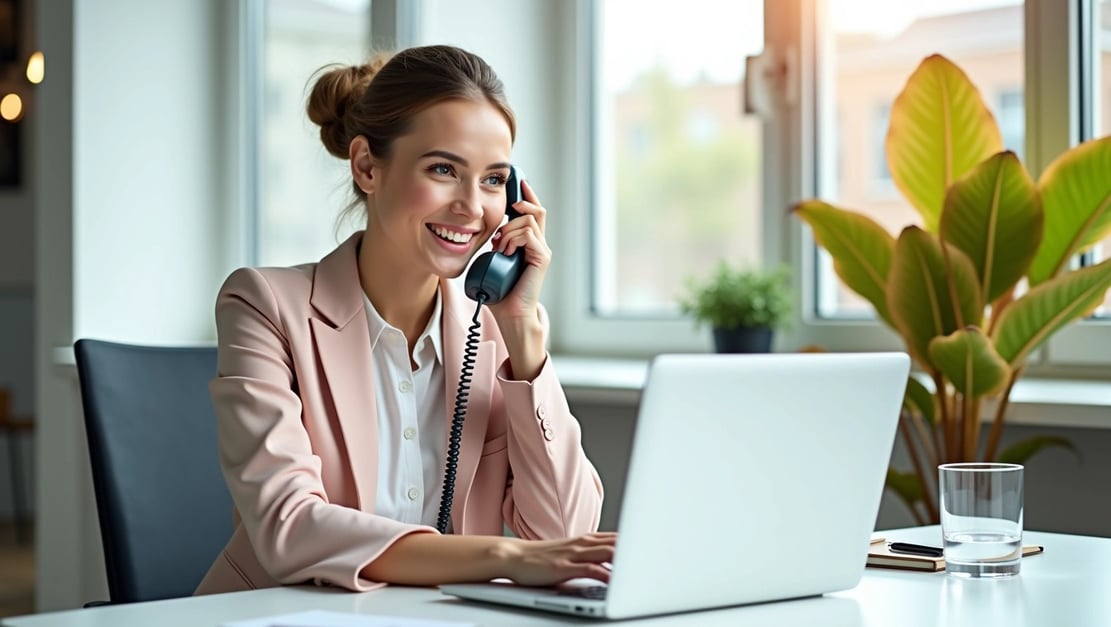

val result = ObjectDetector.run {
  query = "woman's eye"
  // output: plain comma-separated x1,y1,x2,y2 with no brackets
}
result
483,174,507,186
428,163,454,176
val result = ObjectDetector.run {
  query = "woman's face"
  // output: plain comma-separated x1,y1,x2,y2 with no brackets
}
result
363,99,514,280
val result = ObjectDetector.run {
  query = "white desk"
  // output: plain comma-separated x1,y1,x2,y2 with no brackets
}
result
6,527,1110,626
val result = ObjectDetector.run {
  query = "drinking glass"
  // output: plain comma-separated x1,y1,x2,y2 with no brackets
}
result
939,463,1024,577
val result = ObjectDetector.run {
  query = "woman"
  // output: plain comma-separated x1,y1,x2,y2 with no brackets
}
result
195,45,611,594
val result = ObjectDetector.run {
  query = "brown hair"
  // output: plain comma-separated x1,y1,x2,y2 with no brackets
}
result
306,45,517,226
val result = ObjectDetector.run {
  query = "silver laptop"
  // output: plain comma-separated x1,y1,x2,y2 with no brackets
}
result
441,352,910,620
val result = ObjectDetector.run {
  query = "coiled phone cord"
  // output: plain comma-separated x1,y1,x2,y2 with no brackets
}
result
435,294,486,534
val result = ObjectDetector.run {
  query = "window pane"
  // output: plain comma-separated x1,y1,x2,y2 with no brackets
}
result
595,1,763,315
1088,0,1111,314
258,0,371,267
818,1,1024,318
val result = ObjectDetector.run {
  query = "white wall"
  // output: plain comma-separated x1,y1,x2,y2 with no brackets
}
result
35,0,231,611
73,0,226,343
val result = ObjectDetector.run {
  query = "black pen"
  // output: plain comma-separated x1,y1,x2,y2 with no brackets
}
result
888,542,944,558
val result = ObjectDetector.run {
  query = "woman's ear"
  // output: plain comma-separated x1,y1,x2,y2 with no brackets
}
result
349,135,376,194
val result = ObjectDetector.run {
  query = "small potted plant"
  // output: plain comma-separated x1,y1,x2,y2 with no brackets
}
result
679,262,791,353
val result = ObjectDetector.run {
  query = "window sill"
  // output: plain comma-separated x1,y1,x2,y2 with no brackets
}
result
56,347,1111,430
551,354,1111,430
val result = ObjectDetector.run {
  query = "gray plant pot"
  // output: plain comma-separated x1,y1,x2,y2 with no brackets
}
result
712,326,773,353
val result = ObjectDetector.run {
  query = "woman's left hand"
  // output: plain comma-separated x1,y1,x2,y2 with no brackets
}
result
486,179,551,323
486,179,551,380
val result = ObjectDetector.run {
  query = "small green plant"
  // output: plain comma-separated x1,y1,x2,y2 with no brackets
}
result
679,262,792,331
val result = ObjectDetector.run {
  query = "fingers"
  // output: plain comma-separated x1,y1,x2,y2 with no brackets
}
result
493,217,551,266
505,533,619,587
560,563,611,584
569,545,616,564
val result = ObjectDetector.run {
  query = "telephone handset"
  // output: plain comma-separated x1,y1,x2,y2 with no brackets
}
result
435,165,526,534
463,165,526,305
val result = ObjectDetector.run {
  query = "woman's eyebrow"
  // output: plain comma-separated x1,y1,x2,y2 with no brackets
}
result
420,150,510,171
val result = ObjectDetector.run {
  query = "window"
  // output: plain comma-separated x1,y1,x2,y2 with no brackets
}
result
1086,0,1111,316
232,1,1111,366
872,104,892,183
815,1,1025,319
254,0,371,268
592,0,765,316
997,88,1026,160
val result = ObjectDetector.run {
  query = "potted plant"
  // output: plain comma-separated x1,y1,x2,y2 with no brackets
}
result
679,262,791,353
794,54,1111,524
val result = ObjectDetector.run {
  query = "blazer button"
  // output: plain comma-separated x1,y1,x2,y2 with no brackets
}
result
536,405,547,419
541,418,552,430
543,428,554,441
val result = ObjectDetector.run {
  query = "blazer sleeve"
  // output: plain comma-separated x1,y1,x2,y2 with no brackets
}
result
211,267,435,591
495,308,604,539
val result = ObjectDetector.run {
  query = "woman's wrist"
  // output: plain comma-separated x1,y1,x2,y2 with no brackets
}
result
499,315,546,381
486,536,522,579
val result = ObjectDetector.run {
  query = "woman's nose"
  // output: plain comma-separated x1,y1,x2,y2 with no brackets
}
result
452,181,485,218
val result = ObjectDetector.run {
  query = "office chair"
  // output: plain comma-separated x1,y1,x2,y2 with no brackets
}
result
73,339,233,604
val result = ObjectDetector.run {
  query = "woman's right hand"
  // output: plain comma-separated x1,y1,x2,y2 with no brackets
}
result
499,532,617,586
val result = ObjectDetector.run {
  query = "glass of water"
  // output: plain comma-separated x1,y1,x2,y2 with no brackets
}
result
939,463,1024,578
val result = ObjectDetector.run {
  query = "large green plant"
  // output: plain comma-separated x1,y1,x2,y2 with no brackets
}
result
794,54,1111,524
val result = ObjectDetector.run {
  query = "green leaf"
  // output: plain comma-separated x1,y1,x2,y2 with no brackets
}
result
886,468,924,508
1029,136,1111,285
996,435,1079,465
940,151,1042,302
903,376,937,425
927,328,1011,399
886,54,1003,232
886,227,983,369
993,258,1111,366
793,200,897,326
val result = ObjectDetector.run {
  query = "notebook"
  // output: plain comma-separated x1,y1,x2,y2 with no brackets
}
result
866,537,1045,572
440,352,911,620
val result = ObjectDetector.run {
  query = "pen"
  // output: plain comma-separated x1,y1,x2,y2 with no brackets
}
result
888,542,944,558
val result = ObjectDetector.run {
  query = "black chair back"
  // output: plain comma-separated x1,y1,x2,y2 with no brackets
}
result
73,339,232,604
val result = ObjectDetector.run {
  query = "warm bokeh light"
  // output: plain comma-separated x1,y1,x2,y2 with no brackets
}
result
0,93,23,121
26,51,45,84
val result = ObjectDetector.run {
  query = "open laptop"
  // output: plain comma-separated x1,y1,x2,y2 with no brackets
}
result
441,352,910,620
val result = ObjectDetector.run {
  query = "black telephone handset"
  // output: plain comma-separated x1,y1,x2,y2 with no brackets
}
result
463,166,526,305
435,166,526,533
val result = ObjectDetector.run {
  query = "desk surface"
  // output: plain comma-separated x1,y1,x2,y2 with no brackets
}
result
6,527,1110,627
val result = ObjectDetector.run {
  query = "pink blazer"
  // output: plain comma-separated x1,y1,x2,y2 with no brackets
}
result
194,232,603,595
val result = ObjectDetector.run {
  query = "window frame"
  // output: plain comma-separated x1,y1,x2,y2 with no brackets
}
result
1043,0,1111,367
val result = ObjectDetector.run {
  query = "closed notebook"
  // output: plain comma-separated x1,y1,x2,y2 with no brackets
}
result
866,539,1044,572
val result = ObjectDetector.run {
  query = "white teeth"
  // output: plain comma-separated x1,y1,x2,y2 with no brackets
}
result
431,225,473,244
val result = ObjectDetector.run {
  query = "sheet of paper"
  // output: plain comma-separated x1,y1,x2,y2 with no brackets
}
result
221,610,477,627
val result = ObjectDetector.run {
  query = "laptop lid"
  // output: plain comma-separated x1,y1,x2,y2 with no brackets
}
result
442,352,909,620
601,352,909,619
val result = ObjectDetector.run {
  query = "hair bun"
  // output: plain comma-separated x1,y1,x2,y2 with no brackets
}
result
306,53,393,159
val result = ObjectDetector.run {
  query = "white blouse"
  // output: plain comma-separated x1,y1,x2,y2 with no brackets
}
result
362,289,447,528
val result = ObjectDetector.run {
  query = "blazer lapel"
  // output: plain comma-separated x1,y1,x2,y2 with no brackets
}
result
440,280,495,530
309,232,378,512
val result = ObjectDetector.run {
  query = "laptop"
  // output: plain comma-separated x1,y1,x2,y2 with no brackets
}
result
441,352,910,620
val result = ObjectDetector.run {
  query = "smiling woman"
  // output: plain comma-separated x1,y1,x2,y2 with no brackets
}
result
195,44,609,596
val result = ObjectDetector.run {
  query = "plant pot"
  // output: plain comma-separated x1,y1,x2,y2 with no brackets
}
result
712,326,773,353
